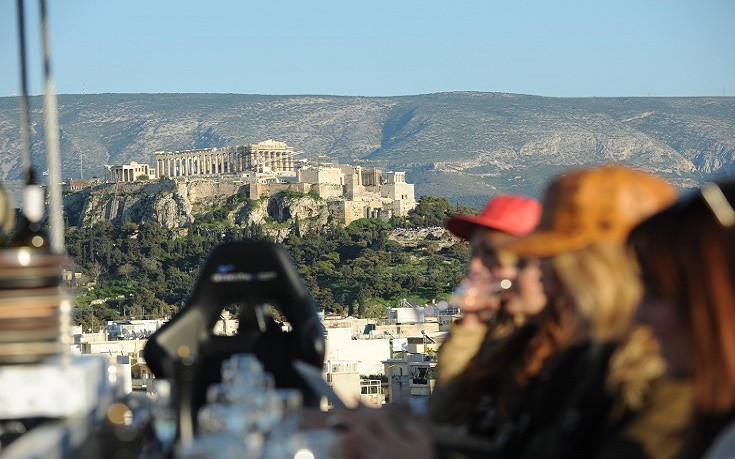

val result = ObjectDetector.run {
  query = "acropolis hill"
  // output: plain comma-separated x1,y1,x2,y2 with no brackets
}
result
3,93,734,208
63,140,416,232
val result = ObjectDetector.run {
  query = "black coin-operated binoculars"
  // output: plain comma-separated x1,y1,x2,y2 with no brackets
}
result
144,241,325,441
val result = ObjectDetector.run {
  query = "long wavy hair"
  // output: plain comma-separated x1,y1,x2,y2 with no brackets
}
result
629,182,735,452
436,241,650,426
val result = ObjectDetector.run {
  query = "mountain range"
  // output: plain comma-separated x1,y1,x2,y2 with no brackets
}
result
1,92,734,206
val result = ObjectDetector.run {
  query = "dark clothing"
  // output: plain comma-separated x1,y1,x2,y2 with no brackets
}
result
471,342,618,458
433,340,693,459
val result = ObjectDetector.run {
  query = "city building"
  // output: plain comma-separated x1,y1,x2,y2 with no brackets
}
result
61,269,84,286
105,319,167,339
360,379,384,407
324,325,391,376
324,359,361,408
386,299,454,325
383,333,444,407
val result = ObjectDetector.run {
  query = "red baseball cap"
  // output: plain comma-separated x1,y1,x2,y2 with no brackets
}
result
445,195,542,240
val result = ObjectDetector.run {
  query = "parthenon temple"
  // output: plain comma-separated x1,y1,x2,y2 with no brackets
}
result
154,139,297,178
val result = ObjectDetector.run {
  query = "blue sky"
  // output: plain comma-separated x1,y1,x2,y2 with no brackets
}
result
1,0,734,97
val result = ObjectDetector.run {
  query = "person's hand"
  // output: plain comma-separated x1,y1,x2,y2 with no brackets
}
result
334,406,435,459
451,277,504,330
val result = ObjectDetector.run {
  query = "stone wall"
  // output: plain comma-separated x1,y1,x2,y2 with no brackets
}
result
249,182,312,199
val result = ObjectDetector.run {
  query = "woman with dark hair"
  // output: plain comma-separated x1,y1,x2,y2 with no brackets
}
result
630,181,735,458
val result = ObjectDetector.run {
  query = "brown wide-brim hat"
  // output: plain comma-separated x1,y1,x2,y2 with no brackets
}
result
502,165,677,258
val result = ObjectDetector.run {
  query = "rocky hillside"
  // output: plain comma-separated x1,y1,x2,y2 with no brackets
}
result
63,179,328,241
2,92,734,206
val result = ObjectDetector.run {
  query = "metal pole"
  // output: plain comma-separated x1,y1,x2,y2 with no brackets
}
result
15,0,32,179
39,0,65,254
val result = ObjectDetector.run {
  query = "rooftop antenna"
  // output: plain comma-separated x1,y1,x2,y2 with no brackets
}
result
39,0,66,254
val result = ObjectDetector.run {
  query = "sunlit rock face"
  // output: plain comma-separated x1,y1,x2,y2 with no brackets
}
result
63,178,328,244
64,180,194,229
